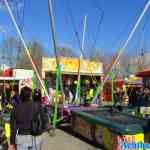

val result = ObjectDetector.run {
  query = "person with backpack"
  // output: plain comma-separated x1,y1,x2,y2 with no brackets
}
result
9,86,49,150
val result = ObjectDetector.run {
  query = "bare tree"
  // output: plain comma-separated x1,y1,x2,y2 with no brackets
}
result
89,49,102,62
57,47,76,57
0,36,20,67
16,40,44,71
16,40,45,88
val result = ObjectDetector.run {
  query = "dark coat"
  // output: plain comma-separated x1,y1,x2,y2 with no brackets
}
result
10,101,48,144
138,94,149,107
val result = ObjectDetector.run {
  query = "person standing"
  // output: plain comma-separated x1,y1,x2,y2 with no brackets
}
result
9,86,48,150
33,88,49,127
114,88,124,106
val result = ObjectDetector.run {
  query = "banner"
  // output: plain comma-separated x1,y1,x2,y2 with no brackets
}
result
42,57,103,75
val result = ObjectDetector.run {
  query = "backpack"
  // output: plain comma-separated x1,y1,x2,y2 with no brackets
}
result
30,103,46,136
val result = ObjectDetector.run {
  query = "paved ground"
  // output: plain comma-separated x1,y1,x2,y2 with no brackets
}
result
42,129,100,150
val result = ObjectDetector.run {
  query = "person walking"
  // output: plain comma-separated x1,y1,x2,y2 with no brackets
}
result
9,86,48,150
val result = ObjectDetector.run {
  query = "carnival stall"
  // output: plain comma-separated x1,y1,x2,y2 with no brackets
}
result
0,69,34,92
0,69,34,140
42,56,103,103
42,56,103,123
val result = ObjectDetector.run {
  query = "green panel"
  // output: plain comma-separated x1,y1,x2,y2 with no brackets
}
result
72,109,144,135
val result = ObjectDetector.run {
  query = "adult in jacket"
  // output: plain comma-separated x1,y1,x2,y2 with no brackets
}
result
9,86,48,150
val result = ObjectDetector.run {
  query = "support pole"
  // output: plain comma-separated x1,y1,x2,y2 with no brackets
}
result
48,0,63,128
75,15,87,104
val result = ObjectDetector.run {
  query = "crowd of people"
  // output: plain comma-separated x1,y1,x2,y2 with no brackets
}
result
0,85,50,150
0,80,150,149
62,79,94,104
47,77,150,107
113,86,150,107
48,78,98,105
0,84,19,112
129,87,150,107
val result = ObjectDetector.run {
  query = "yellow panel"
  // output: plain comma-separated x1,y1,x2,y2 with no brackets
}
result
42,57,103,74
5,123,10,138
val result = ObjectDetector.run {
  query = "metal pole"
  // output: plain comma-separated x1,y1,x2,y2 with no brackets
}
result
48,0,64,96
75,15,87,103
0,27,7,94
48,0,59,65
81,15,87,54
48,0,65,128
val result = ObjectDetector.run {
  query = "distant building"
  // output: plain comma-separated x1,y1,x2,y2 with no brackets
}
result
129,52,150,73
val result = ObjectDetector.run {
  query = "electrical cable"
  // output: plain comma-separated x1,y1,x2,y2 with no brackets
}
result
88,0,104,47
64,0,82,54
92,11,104,50
85,0,104,87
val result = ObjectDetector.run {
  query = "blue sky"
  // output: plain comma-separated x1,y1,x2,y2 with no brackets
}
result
0,0,150,57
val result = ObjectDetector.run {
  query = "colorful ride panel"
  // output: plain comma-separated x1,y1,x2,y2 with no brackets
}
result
71,108,145,150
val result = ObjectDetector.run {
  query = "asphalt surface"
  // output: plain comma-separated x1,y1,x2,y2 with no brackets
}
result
42,129,101,150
